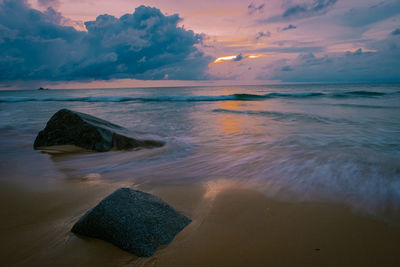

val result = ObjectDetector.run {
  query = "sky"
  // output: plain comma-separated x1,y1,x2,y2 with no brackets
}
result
0,0,399,89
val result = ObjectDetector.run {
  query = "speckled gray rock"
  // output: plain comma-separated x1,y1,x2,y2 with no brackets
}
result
34,109,164,152
71,188,191,257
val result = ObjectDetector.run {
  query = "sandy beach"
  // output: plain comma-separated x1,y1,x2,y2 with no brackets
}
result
1,179,400,267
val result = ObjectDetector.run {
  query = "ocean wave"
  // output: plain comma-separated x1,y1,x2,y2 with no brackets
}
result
0,95,236,102
320,103,400,109
332,90,399,98
0,90,397,103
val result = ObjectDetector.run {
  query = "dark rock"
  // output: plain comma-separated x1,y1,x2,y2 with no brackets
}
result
34,109,164,152
71,188,191,257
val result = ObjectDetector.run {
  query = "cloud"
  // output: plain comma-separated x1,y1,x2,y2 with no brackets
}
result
260,0,337,23
248,2,265,15
340,1,400,28
256,31,271,40
254,45,324,53
233,53,243,61
281,65,294,71
41,5,85,30
282,0,337,19
392,28,400,35
281,24,297,31
38,0,61,9
259,34,400,82
0,0,212,84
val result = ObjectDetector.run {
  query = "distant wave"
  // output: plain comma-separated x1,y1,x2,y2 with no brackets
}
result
332,91,391,98
0,90,398,103
320,103,400,109
234,92,325,100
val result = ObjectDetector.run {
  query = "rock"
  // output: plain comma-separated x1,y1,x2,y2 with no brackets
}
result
34,109,164,152
71,188,191,257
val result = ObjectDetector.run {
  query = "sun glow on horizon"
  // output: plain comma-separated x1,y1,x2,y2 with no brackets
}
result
213,54,267,63
213,55,238,63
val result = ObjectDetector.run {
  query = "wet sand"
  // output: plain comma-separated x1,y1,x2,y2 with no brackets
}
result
1,180,400,267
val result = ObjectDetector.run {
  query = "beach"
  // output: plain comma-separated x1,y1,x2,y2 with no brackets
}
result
0,83,400,265
1,180,400,266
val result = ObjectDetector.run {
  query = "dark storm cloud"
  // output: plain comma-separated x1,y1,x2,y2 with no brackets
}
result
340,1,400,27
260,34,400,82
0,0,212,83
0,0,84,81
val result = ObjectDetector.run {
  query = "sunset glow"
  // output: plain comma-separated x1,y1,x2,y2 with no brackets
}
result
213,55,238,63
0,0,399,88
213,54,267,64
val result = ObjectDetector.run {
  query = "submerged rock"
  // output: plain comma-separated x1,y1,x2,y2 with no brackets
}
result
34,109,164,152
71,188,191,257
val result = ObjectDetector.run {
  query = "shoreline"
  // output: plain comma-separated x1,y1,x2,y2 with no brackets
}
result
1,180,400,266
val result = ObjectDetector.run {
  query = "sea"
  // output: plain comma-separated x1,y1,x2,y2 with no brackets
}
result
1,83,400,221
